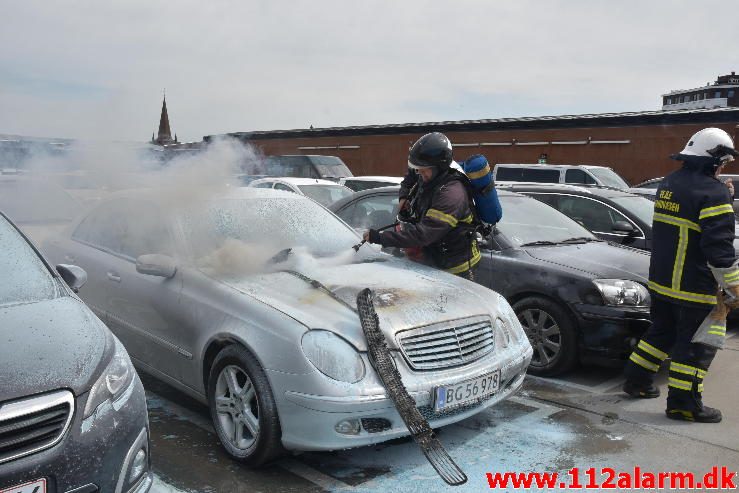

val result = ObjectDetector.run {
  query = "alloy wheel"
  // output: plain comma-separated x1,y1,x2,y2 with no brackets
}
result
519,308,562,368
214,365,260,450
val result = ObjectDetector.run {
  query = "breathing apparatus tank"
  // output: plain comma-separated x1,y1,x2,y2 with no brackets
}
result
459,154,503,224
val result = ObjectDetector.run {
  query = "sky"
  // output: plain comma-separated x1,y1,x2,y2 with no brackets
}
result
1,0,738,142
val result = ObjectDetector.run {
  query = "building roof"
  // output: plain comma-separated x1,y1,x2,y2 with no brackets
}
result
206,107,739,141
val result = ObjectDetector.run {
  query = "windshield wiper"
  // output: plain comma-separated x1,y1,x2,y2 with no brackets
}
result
519,240,559,247
560,237,601,244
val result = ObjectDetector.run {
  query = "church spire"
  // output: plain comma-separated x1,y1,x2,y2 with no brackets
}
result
155,91,173,145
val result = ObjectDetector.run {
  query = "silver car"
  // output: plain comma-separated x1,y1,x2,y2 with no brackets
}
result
43,188,532,465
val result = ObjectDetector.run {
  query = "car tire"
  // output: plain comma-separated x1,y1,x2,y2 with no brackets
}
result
512,296,578,377
207,345,283,466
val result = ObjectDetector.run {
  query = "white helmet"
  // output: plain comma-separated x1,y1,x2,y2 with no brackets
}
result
678,127,738,162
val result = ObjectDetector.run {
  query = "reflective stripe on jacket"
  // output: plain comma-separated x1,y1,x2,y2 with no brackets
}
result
648,165,737,306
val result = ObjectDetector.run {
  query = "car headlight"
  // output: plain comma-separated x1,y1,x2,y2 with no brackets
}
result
496,294,524,344
83,337,135,418
593,279,650,307
301,330,365,383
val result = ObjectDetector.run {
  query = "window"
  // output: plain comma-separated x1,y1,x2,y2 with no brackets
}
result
497,167,560,183
273,183,295,192
253,182,274,189
729,90,735,98
565,169,597,185
337,194,399,230
715,91,722,98
297,184,353,206
73,199,173,259
556,196,630,233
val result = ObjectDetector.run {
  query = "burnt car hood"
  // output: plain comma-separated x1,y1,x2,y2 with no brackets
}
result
221,259,500,351
524,241,650,282
0,296,107,401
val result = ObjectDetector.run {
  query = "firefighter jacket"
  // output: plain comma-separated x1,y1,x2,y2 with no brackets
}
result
648,163,738,306
378,169,481,274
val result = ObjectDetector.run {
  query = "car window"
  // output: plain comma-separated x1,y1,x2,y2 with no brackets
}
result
0,215,58,307
310,156,352,178
338,194,398,230
273,183,294,192
253,182,274,189
73,199,173,259
297,184,353,206
496,167,559,183
264,156,317,178
587,168,629,189
565,169,597,185
557,196,629,232
610,196,655,226
496,195,594,246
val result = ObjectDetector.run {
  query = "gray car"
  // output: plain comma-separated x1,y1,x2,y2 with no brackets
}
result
0,212,152,493
43,188,532,465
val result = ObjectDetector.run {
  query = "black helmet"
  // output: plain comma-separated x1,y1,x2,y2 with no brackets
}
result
408,132,453,170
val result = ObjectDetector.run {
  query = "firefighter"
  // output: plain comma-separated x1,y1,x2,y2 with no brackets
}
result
623,127,739,423
363,132,481,279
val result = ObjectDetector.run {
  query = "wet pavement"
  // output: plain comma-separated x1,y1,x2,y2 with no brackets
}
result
145,330,739,492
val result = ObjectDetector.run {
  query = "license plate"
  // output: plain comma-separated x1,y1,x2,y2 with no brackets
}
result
434,370,501,412
1,479,46,493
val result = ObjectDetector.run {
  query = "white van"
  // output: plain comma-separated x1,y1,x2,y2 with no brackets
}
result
493,164,629,189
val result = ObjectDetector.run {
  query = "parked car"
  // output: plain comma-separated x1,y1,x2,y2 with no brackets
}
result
0,211,152,492
261,155,353,180
330,186,652,376
500,184,655,250
247,177,353,206
43,188,532,464
338,176,404,192
494,164,630,189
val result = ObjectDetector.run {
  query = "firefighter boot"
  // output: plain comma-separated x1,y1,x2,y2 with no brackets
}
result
623,380,660,398
665,373,722,423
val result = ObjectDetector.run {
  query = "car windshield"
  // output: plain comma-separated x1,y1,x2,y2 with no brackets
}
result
610,196,655,226
182,196,364,276
297,184,353,206
0,215,58,307
587,168,629,189
497,194,595,247
311,156,352,178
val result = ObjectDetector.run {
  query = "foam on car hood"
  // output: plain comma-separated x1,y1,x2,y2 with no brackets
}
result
0,296,108,401
221,260,498,351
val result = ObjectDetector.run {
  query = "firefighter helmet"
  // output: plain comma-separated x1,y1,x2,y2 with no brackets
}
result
408,132,453,170
677,128,738,163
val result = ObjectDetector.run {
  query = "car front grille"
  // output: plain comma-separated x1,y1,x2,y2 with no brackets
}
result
397,316,494,370
0,390,74,464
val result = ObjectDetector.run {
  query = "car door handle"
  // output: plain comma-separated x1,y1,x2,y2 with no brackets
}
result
107,272,121,283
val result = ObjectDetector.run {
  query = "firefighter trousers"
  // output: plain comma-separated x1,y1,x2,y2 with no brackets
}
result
624,296,717,411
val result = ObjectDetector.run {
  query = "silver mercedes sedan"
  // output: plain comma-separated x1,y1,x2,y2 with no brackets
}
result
43,188,532,465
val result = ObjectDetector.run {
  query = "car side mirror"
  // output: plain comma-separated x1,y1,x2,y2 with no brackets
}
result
56,264,87,293
613,220,637,235
136,254,177,278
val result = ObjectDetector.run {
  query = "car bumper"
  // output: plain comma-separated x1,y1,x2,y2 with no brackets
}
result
0,375,152,493
270,344,532,451
570,302,651,364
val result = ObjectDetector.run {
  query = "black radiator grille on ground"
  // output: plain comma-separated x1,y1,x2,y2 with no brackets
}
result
0,392,73,464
